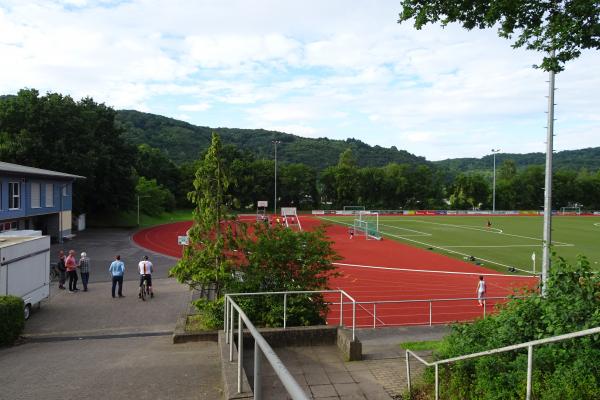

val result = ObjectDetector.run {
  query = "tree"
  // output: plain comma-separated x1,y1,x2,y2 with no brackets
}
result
0,89,136,214
135,144,183,206
279,163,318,209
135,177,176,216
170,133,234,297
229,224,340,327
398,0,600,72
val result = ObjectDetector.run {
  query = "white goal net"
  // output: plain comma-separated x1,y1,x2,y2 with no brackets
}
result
353,211,381,240
559,206,581,215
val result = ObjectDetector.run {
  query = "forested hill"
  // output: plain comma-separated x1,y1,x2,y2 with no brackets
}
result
434,147,600,173
116,110,428,169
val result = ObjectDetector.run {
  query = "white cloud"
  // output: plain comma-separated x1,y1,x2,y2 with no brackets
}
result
0,0,598,160
179,103,211,112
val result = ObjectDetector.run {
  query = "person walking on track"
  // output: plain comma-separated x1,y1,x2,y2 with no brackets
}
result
477,275,486,306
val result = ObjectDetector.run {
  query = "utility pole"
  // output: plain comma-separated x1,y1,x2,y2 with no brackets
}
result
541,50,556,295
272,140,281,215
491,149,501,214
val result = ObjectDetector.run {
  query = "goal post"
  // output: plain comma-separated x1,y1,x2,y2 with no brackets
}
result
559,206,581,215
354,211,381,240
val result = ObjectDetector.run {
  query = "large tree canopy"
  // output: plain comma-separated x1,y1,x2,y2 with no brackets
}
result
0,89,136,214
398,0,600,72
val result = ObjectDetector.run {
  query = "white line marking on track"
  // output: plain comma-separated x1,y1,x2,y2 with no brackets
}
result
439,244,574,248
333,262,537,278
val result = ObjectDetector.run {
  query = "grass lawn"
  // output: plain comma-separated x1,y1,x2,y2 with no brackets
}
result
318,215,600,273
399,340,444,352
88,209,193,228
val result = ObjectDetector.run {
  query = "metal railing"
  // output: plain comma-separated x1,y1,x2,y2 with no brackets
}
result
225,289,357,340
223,290,356,399
406,325,600,400
225,295,308,400
353,296,519,328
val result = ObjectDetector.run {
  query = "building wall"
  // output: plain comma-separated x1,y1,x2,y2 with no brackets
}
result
0,177,74,240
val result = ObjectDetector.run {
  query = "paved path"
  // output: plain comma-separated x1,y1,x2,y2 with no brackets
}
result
0,228,222,400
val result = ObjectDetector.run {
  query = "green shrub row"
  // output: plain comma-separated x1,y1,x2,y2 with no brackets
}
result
0,295,25,346
419,255,600,400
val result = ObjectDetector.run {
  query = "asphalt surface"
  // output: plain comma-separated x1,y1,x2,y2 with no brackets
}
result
0,228,222,400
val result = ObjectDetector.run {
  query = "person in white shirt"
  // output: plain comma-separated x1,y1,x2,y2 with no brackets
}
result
477,275,486,306
138,256,154,298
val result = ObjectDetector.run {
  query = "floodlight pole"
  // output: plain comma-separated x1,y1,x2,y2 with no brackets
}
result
491,149,500,214
541,51,556,295
272,140,281,215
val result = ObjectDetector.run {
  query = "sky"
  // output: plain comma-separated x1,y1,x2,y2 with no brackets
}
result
1,0,598,161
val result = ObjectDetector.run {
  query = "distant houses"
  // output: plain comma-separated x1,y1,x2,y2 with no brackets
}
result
0,162,84,241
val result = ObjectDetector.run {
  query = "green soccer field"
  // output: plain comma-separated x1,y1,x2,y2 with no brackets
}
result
318,215,600,274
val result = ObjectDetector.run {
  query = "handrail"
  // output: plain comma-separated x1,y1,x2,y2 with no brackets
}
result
406,325,600,400
225,289,357,340
226,295,309,400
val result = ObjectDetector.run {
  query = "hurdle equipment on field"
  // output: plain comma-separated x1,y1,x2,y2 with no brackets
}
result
256,200,268,222
354,211,381,240
281,207,302,231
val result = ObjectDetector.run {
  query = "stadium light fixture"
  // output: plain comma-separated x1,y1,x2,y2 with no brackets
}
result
491,149,501,214
272,140,282,215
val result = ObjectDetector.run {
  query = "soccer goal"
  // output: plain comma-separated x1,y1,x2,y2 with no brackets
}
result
560,206,581,215
281,207,302,231
353,211,382,240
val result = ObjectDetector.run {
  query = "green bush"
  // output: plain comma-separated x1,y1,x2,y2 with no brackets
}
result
0,295,25,346
423,255,600,400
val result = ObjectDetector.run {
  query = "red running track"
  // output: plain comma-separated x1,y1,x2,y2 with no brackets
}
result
133,216,538,327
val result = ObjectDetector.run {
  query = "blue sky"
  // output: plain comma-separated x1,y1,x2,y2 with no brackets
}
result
1,0,598,161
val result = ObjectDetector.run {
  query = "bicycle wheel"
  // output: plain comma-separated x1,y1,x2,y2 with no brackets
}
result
140,283,146,301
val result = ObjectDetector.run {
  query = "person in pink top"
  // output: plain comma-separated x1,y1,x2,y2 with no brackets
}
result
65,249,79,293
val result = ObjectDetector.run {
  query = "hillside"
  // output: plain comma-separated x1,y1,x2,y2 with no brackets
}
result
115,110,429,169
435,148,600,173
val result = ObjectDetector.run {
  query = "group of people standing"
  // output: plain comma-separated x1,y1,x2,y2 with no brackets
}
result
57,249,90,292
57,251,155,299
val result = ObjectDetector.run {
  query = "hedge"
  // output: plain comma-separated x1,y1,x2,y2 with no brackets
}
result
0,295,25,346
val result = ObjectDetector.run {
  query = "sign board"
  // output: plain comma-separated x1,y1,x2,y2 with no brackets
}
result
257,201,268,208
178,235,189,246
281,207,297,216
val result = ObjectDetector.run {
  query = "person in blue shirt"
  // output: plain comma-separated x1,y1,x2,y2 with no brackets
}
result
109,255,125,298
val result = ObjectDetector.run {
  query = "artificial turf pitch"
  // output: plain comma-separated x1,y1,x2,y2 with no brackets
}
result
318,215,600,274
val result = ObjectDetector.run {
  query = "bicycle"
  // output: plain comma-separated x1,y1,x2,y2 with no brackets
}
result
49,262,60,281
139,276,151,301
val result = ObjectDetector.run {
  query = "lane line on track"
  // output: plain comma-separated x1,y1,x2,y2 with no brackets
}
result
439,244,574,248
333,262,537,278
